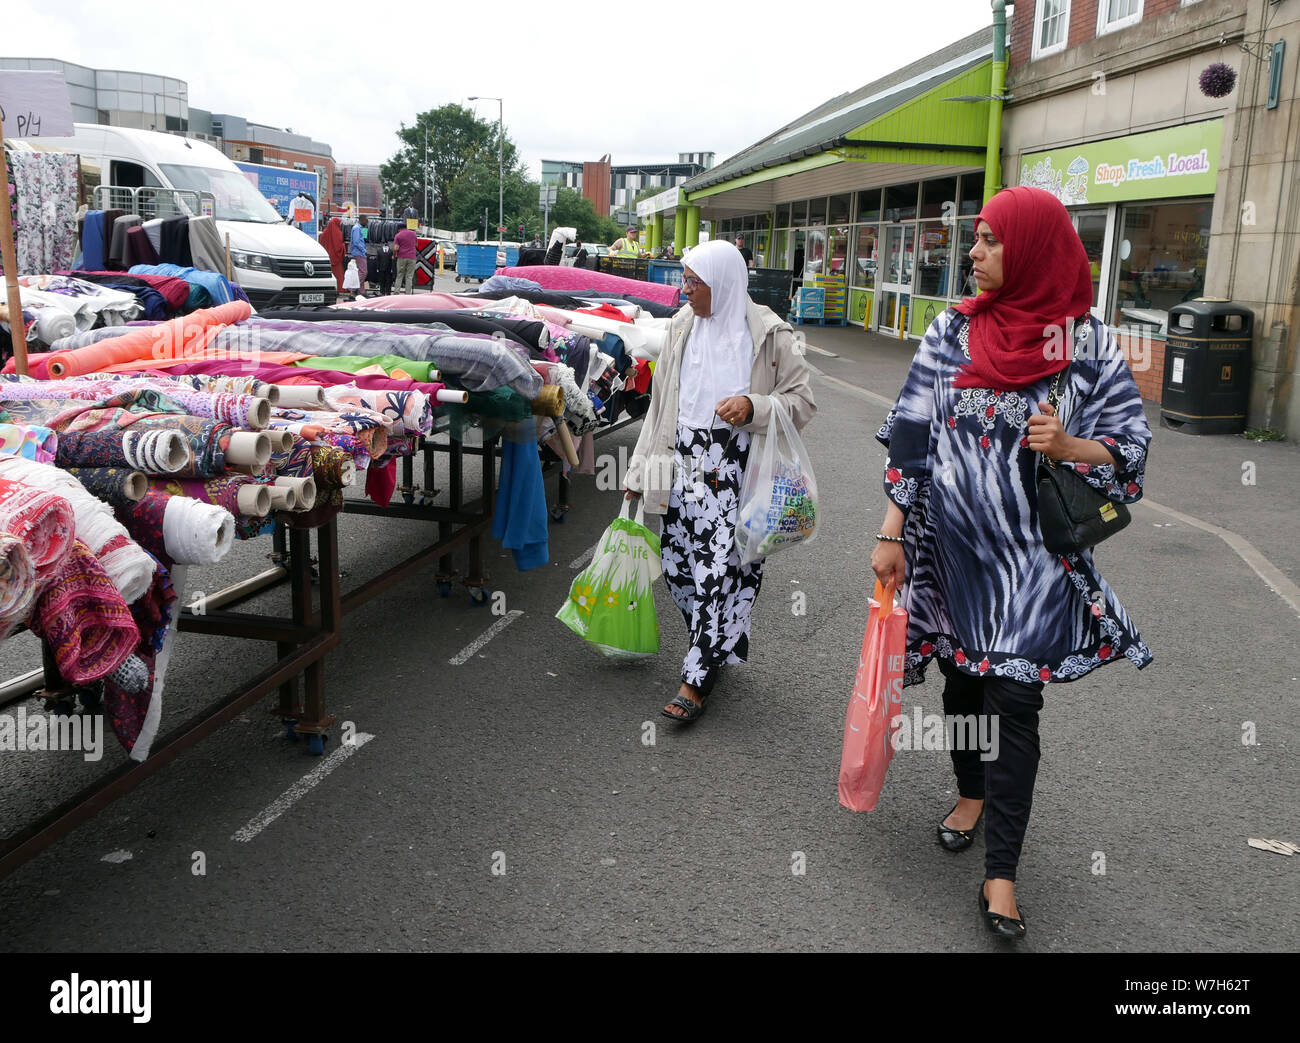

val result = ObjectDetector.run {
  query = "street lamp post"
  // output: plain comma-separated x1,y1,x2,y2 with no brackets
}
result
469,96,503,249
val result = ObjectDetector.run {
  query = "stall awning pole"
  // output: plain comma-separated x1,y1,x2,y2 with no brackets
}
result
0,112,29,375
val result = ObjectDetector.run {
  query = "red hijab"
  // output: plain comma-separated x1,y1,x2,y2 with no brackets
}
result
952,186,1093,391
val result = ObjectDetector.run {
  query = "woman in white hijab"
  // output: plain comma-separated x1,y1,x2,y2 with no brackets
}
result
625,239,816,722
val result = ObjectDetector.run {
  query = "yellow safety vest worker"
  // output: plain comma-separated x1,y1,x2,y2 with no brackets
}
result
613,235,645,257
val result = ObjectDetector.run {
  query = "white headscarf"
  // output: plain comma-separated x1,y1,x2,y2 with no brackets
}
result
678,239,753,429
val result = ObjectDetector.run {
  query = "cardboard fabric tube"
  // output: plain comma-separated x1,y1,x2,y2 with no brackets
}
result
224,431,271,467
260,384,281,404
245,397,271,429
273,385,328,409
236,483,271,516
123,471,147,502
267,429,295,453
267,486,297,511
157,431,189,472
274,475,317,511
550,421,580,467
435,389,469,404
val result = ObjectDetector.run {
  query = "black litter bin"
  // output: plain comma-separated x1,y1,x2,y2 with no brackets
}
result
1161,300,1253,434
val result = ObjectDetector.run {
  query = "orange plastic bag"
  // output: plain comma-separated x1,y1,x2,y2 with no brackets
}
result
838,579,908,812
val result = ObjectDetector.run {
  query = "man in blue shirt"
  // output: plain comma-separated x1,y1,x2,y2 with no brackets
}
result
349,216,369,289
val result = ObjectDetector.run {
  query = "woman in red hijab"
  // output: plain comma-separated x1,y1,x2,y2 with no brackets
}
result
319,216,346,292
870,186,1152,941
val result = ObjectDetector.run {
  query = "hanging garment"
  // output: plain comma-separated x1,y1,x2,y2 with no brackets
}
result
491,431,549,571
2,151,81,276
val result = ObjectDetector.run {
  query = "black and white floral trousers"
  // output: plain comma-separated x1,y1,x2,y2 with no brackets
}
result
661,423,764,697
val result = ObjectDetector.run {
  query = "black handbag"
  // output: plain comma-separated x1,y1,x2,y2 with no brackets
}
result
1035,364,1130,555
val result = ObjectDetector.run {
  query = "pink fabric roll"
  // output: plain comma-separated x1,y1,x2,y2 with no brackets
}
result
0,475,75,579
335,293,491,311
496,265,680,308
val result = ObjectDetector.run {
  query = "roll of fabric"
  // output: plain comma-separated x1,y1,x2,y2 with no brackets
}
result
43,301,252,378
162,494,235,565
0,533,36,634
63,466,147,509
124,415,232,478
309,446,356,489
81,211,107,271
0,474,75,578
0,422,57,463
0,456,155,603
126,225,160,267
28,539,139,684
18,376,269,430
33,306,76,345
55,428,188,475
530,384,565,418
151,474,273,521
496,265,681,307
321,386,432,436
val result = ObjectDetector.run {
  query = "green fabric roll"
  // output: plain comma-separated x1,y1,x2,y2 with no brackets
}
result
294,355,440,383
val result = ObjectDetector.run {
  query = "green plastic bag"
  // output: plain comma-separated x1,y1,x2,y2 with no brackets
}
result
556,498,661,659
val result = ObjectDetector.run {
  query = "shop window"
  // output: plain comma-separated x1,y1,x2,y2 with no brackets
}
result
828,194,851,224
857,189,881,223
1112,199,1212,330
959,172,985,215
808,197,827,225
916,222,955,297
954,220,977,299
790,200,808,227
776,202,791,227
921,177,958,220
884,183,918,222
803,227,827,280
770,230,789,270
828,225,851,277
1098,0,1143,36
1033,0,1070,59
852,225,878,288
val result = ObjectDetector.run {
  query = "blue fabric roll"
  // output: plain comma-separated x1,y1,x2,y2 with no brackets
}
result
81,211,106,271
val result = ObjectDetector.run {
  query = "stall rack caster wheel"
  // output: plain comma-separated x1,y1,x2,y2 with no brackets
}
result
467,586,490,606
307,734,328,756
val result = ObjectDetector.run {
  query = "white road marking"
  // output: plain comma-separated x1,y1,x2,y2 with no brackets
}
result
569,543,598,569
101,850,133,864
449,610,524,665
812,365,1300,622
232,732,375,843
1136,499,1300,621
805,344,839,357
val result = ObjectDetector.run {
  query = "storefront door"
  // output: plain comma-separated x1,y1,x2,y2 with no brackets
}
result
877,223,915,335
1072,209,1111,320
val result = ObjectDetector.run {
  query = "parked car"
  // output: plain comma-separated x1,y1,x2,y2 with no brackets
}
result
562,243,609,268
433,239,458,269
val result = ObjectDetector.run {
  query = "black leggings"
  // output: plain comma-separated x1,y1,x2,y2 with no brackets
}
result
939,659,1045,883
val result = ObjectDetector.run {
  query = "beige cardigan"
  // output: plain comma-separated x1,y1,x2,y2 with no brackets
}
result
624,299,817,515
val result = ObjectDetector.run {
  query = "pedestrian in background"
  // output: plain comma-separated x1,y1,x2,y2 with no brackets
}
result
349,215,369,289
394,223,419,293
611,226,646,257
736,235,754,268
320,215,346,292
624,240,815,723
871,185,1152,942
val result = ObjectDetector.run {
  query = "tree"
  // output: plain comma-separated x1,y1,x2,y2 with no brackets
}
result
446,135,543,239
380,105,494,226
547,186,624,245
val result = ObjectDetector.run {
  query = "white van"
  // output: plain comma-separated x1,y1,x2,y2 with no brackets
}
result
11,124,336,308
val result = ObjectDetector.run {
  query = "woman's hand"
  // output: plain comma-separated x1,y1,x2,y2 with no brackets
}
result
1027,401,1071,460
715,396,753,426
871,539,905,589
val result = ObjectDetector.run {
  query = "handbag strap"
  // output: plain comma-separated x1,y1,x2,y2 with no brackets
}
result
1040,315,1089,472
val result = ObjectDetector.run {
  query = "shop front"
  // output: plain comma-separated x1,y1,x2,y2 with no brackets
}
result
1015,120,1224,398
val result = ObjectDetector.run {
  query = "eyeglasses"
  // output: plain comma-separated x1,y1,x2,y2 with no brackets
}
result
681,275,705,292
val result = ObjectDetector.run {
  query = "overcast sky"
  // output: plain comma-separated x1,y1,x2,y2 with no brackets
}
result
13,0,996,176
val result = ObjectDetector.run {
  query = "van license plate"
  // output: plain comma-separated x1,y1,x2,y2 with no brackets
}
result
299,293,325,304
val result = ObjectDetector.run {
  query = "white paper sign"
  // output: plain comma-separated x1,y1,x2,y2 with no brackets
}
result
0,71,75,138
1171,355,1185,384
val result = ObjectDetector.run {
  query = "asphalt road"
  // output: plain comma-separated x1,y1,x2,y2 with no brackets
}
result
0,308,1296,953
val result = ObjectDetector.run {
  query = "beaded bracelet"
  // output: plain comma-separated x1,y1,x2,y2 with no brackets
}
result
876,533,904,544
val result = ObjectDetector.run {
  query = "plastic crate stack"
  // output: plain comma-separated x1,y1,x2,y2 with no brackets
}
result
804,273,847,326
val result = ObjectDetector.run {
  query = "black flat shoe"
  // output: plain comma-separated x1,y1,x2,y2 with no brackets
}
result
937,802,983,852
978,882,1027,940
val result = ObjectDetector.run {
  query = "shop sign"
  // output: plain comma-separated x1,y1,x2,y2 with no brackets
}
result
637,186,680,218
1018,120,1222,205
234,161,319,236
0,71,74,137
